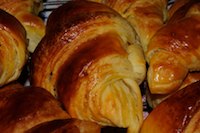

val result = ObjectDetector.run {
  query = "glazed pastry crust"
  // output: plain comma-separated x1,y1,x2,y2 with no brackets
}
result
31,1,145,132
89,0,168,52
0,0,45,52
141,81,200,133
146,0,200,94
0,9,28,86
26,119,101,133
0,83,69,133
147,72,200,108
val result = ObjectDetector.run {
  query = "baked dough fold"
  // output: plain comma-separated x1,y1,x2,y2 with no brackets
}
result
146,0,200,94
0,0,45,52
0,9,28,86
31,1,145,132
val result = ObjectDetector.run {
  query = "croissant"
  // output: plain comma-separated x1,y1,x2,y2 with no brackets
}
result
88,0,168,52
146,0,200,94
140,80,200,133
0,9,28,86
0,0,45,52
0,83,101,133
31,1,145,132
0,83,69,133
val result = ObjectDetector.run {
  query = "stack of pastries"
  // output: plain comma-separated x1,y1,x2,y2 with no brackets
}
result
0,2,101,133
146,0,200,107
0,0,45,53
141,0,200,132
0,0,199,132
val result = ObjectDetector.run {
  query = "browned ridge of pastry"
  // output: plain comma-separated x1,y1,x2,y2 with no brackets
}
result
147,72,200,108
0,83,69,133
0,0,45,52
141,80,200,133
31,1,146,132
168,0,200,21
26,119,101,133
146,0,200,94
168,0,191,18
88,0,168,52
0,9,28,87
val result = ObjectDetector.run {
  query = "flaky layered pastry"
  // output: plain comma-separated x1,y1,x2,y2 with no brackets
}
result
141,81,200,133
146,0,200,94
0,0,45,52
31,1,146,132
88,0,168,52
0,9,28,86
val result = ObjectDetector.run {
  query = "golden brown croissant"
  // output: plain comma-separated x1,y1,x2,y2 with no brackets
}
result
0,83,69,133
0,0,45,52
88,0,168,52
31,1,145,132
146,0,200,94
0,83,101,133
0,9,28,86
140,81,200,133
